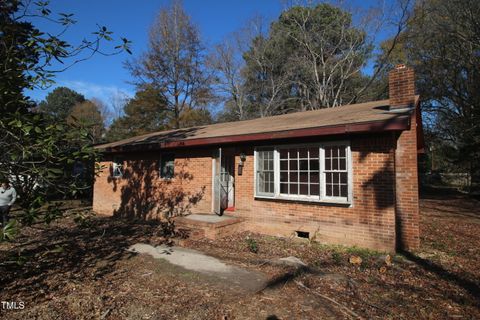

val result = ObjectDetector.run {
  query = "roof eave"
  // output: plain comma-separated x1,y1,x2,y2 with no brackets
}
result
100,117,410,153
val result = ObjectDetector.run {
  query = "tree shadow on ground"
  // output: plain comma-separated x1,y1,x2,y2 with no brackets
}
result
420,185,466,200
258,253,480,312
0,216,175,302
399,250,480,303
420,185,480,221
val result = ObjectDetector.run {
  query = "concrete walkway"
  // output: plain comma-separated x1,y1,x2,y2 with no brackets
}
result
129,243,267,292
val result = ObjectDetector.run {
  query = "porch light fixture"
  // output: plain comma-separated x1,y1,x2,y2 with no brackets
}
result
238,152,247,176
239,152,247,163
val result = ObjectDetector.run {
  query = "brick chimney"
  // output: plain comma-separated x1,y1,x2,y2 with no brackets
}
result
390,64,420,251
388,64,415,110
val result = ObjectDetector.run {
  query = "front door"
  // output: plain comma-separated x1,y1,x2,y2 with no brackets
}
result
213,148,235,215
220,155,235,211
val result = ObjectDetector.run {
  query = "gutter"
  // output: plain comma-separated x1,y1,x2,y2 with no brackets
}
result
101,117,410,153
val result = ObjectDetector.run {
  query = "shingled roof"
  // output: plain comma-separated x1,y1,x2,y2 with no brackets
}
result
96,98,418,152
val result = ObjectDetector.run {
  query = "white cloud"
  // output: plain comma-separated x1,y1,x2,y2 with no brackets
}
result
27,80,134,105
58,80,134,103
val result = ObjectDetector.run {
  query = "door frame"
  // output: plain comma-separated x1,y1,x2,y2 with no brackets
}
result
211,148,235,214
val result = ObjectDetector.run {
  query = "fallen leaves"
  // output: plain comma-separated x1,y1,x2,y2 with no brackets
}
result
385,254,392,266
349,255,362,265
1,193,480,319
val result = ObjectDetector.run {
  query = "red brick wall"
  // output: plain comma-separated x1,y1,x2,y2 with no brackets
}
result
390,65,420,250
93,127,418,252
93,149,212,218
232,134,397,252
394,111,420,250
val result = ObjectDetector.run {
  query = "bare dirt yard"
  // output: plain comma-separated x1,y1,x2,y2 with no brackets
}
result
1,189,479,319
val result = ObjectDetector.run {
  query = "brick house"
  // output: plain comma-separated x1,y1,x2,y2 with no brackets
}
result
93,65,423,252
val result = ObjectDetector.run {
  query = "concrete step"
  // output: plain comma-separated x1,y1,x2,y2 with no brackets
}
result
174,214,244,240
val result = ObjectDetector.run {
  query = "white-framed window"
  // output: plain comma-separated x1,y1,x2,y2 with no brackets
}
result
112,157,124,178
255,148,275,197
323,145,349,199
254,142,352,204
160,153,175,179
279,147,320,198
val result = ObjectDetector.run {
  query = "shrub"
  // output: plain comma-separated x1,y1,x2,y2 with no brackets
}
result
245,237,258,253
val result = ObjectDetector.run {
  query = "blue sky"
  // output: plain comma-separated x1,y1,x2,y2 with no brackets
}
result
26,0,397,105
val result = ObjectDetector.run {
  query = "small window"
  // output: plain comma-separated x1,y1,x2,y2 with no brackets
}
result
323,146,349,199
160,154,175,179
112,157,123,178
256,149,275,196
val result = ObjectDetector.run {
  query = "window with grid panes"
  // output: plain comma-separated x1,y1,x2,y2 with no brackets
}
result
256,149,275,196
279,147,320,197
111,157,124,178
160,154,175,179
255,143,350,203
323,146,348,198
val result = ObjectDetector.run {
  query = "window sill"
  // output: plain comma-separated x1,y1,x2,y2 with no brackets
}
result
254,195,351,206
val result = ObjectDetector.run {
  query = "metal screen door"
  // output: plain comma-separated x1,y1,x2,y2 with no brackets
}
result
220,156,234,210
213,148,234,215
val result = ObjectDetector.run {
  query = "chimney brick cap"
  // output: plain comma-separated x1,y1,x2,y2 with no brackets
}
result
395,64,407,70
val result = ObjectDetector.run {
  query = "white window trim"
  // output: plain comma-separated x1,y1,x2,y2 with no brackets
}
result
112,156,123,178
320,141,352,204
159,153,175,180
254,142,353,206
253,148,276,198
